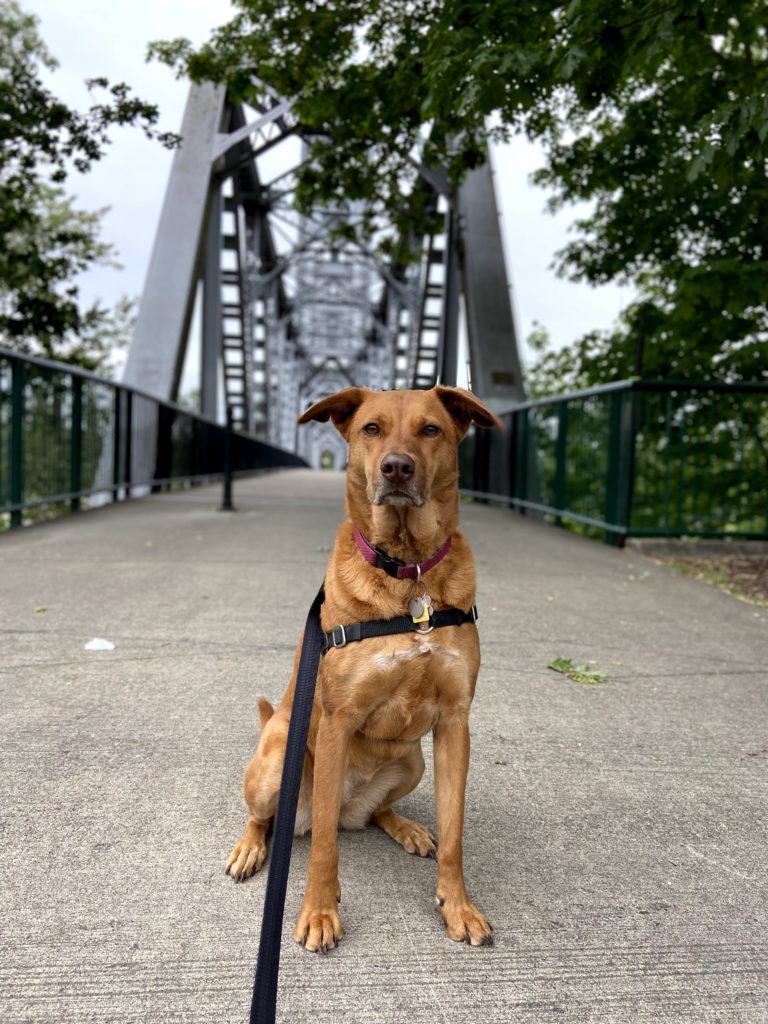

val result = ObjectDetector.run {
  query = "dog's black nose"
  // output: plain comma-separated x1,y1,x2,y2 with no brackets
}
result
380,453,415,482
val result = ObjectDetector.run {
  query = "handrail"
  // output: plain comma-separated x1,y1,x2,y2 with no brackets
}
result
0,345,243,438
0,347,307,528
464,378,768,545
499,377,768,415
500,379,634,413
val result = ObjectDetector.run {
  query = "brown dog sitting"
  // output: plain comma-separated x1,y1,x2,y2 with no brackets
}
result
226,385,502,950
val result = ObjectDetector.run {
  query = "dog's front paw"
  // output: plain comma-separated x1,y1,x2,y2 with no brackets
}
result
225,823,268,882
436,895,493,947
293,902,344,953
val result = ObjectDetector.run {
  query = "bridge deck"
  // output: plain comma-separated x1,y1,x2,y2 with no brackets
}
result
2,470,766,1023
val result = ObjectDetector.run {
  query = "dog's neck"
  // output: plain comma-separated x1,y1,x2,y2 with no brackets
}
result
345,475,459,563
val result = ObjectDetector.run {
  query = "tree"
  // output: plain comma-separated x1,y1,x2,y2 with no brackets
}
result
151,0,768,384
0,180,137,373
0,0,175,370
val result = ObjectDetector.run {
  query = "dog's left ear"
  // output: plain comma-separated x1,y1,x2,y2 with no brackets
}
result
297,387,372,440
434,386,504,439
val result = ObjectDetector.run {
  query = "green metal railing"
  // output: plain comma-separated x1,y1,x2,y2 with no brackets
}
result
4,352,766,544
462,379,768,544
0,348,307,529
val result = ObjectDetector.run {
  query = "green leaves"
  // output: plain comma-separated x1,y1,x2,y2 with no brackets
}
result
146,0,767,385
548,656,608,685
0,0,174,364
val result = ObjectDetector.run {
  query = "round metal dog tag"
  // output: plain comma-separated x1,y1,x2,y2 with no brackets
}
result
409,596,424,620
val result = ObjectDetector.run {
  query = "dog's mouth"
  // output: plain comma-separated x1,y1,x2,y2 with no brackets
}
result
371,483,424,507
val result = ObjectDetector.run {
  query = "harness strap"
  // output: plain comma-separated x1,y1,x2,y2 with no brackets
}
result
247,589,478,1023
249,583,325,1024
321,605,478,655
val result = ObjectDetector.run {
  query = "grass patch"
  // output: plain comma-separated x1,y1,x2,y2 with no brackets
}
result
655,556,768,607
668,559,729,588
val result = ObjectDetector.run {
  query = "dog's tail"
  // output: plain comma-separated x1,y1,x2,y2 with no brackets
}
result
257,697,275,730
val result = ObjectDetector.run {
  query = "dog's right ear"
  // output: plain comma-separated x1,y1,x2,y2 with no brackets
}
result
297,387,372,440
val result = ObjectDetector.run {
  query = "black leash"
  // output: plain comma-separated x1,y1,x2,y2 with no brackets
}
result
247,585,478,1023
248,583,325,1024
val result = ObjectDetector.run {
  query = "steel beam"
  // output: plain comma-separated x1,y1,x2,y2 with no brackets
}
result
458,149,526,409
201,187,223,419
124,83,226,401
437,202,461,387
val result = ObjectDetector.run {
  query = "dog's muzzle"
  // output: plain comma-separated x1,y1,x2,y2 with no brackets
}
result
373,452,423,506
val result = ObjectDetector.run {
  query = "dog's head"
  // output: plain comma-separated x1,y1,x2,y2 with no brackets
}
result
298,387,502,508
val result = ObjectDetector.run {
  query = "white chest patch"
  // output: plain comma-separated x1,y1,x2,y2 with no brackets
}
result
372,637,461,671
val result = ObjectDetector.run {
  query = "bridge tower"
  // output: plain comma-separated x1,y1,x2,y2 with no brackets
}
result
124,83,525,466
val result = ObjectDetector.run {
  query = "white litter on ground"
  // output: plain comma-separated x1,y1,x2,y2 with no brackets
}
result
84,638,115,652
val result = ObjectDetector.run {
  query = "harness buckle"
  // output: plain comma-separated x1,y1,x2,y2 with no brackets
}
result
470,605,478,622
331,624,347,649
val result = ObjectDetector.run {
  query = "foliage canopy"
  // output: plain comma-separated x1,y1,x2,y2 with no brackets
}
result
152,0,768,385
0,0,176,370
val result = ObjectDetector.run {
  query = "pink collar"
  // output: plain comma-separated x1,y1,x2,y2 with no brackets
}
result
353,527,452,580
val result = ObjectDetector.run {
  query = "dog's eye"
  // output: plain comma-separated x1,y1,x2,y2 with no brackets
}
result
423,424,441,436
362,423,380,436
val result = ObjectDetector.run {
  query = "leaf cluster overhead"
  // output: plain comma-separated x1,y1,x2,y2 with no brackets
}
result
0,0,176,367
152,0,768,382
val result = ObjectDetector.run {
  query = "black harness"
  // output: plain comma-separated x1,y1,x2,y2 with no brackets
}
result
321,605,478,654
249,544,479,1022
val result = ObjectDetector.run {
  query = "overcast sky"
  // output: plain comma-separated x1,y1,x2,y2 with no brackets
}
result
26,0,633,382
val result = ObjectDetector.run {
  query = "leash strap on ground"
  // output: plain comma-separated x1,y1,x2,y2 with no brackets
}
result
249,582,326,1024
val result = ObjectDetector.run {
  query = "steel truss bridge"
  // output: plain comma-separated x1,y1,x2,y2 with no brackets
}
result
123,82,525,468
3,83,764,544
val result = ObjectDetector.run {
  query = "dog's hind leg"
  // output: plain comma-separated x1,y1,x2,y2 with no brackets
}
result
371,744,436,859
226,698,312,882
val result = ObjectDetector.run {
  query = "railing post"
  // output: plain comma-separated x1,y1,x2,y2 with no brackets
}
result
191,416,202,481
220,405,235,512
70,375,83,513
515,407,528,515
622,388,639,541
605,391,621,537
508,410,517,509
154,403,173,492
604,387,635,546
124,390,133,498
10,360,24,528
112,387,122,502
554,401,568,527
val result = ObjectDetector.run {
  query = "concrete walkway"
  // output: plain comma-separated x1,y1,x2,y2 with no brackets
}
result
2,469,767,1024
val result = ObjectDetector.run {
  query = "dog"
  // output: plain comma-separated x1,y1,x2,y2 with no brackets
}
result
226,385,502,950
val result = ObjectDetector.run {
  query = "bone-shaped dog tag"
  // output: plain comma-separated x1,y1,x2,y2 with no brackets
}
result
410,594,432,624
